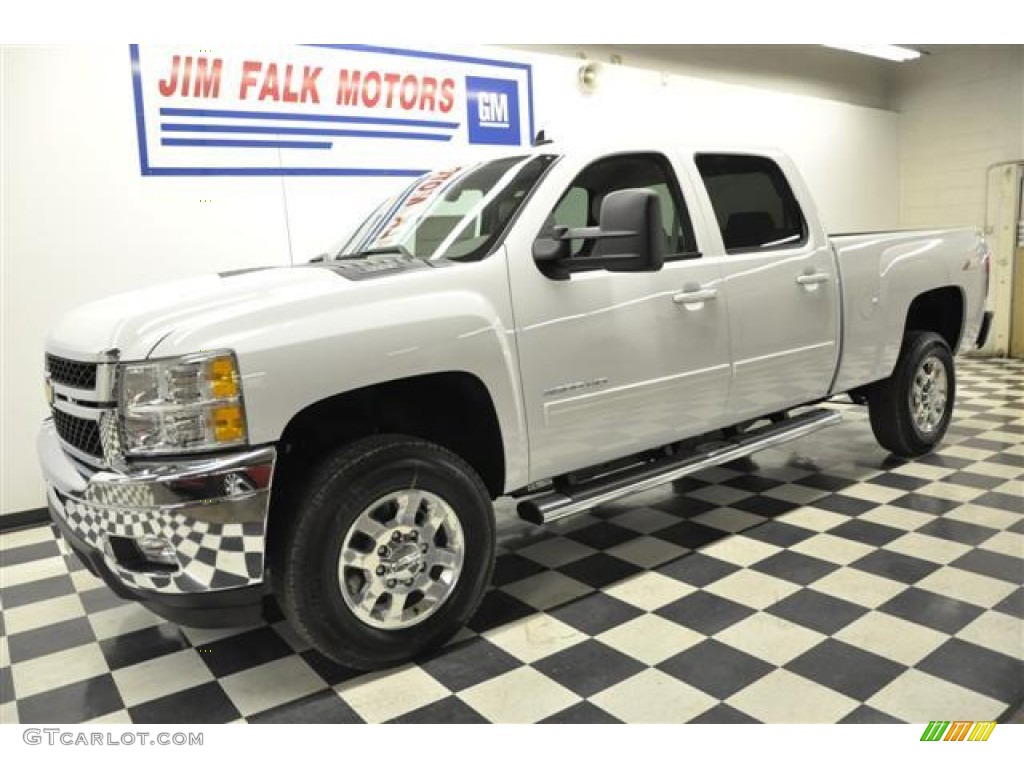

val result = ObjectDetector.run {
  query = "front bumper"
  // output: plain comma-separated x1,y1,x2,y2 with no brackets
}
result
38,419,276,624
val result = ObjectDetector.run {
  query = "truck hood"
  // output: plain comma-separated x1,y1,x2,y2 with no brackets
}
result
46,266,355,361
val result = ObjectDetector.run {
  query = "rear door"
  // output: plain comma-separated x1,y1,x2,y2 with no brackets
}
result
506,151,731,481
691,153,840,422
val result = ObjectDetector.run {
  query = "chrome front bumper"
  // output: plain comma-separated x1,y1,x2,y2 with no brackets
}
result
38,419,276,597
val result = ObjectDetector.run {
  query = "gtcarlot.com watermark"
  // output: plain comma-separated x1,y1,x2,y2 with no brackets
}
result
23,729,203,747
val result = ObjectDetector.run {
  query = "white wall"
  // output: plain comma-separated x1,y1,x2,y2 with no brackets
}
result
514,44,896,110
898,45,1024,227
896,45,1024,354
1,44,900,517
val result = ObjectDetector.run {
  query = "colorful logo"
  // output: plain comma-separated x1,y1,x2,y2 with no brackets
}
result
465,76,521,146
920,721,996,742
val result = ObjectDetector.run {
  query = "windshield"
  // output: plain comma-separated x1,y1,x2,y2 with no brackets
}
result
337,154,557,262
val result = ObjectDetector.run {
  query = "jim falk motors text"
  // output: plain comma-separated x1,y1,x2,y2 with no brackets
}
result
156,55,458,113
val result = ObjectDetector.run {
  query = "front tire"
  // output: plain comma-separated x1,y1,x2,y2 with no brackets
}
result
272,435,495,670
867,331,955,457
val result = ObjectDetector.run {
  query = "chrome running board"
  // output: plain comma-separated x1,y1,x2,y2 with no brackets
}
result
517,408,841,525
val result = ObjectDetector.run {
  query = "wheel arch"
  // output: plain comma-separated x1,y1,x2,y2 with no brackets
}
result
903,286,965,352
272,371,506,503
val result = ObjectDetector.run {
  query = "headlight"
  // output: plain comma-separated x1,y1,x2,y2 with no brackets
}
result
119,351,248,455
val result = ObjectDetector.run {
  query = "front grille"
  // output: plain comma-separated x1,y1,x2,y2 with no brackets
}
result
46,354,98,389
53,409,103,458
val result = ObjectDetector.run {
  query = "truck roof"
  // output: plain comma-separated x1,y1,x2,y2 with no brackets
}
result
523,135,788,162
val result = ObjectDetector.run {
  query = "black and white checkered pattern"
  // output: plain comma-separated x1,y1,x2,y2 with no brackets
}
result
57,494,265,593
2,358,1020,724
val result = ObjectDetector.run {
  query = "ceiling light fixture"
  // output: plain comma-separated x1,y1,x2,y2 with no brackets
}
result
822,44,922,62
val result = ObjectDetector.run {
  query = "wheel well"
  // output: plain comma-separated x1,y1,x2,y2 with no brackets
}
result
904,287,963,351
273,372,505,500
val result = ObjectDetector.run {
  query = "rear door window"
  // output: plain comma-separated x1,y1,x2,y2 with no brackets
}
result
695,154,807,253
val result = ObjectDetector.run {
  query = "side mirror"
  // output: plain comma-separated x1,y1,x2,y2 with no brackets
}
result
532,188,665,280
593,189,666,270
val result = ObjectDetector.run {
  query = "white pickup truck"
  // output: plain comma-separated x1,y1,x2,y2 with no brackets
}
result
39,140,992,669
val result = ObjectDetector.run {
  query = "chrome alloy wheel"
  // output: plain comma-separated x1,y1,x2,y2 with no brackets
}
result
909,354,948,435
337,489,465,630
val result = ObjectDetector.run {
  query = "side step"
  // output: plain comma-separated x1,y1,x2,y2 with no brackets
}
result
518,407,841,525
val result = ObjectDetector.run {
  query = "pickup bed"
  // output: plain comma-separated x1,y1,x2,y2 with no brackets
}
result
39,140,992,668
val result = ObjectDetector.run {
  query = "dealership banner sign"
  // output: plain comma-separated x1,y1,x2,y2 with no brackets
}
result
130,44,535,176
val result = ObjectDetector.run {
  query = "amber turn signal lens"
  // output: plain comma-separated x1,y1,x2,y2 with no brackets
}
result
209,356,239,399
212,405,245,443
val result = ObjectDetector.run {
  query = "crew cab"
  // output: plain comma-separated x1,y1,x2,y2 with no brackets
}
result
38,140,992,669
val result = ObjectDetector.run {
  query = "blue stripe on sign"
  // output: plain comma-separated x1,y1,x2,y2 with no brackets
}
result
161,138,332,150
161,123,452,142
159,107,460,130
145,167,427,177
129,45,150,174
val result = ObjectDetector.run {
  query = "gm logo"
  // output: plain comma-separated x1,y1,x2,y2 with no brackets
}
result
466,76,521,146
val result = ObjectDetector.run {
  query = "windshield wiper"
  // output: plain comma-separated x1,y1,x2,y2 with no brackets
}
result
338,245,413,260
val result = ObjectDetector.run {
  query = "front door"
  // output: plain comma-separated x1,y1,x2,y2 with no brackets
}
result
507,152,732,482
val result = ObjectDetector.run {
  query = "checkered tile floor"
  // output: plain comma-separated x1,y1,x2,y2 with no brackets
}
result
2,358,1021,724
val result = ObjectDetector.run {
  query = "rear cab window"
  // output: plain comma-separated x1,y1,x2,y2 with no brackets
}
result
695,154,807,254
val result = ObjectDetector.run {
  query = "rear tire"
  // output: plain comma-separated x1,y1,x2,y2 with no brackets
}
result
867,331,955,457
272,434,495,670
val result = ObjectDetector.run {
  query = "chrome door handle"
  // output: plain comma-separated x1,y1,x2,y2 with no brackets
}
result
672,287,718,304
796,272,830,286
